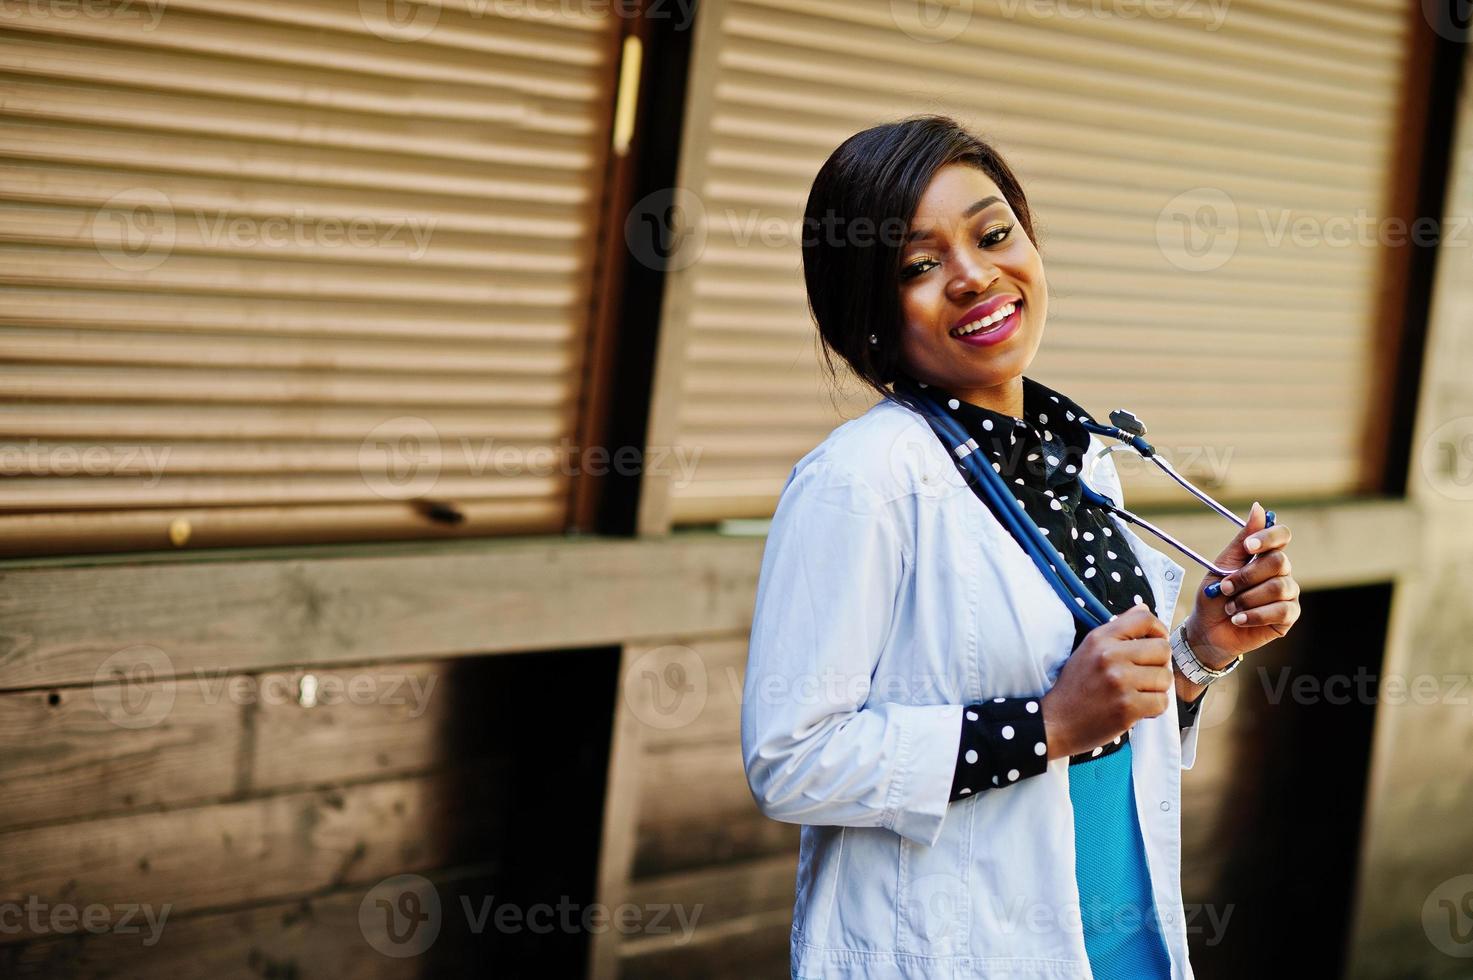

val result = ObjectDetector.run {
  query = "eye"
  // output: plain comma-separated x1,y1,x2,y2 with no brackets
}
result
899,224,1014,281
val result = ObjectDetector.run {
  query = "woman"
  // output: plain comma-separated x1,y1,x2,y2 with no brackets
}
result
740,115,1300,979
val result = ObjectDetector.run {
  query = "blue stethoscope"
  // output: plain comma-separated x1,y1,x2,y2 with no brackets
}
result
902,386,1274,631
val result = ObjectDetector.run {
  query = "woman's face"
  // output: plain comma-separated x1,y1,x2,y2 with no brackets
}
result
895,163,1046,405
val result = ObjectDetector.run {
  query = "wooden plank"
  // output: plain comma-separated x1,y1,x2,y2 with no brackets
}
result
636,637,747,754
619,908,791,980
589,646,651,980
634,739,798,879
625,852,796,934
0,533,764,690
0,766,508,945
250,661,452,792
0,675,241,831
0,502,1415,693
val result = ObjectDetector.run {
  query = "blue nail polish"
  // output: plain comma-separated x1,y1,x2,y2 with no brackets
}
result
1204,582,1222,598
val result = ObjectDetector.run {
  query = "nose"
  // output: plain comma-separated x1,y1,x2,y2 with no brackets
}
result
945,248,999,305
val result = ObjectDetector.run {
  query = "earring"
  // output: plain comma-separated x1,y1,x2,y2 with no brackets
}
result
869,334,879,345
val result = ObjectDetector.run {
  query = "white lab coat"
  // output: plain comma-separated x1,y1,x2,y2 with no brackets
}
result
741,393,1202,979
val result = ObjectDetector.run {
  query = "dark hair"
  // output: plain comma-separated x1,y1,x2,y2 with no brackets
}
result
800,114,1039,406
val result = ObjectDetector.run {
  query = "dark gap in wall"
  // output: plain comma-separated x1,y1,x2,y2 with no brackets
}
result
424,645,620,977
596,0,701,535
1183,583,1389,979
1382,22,1468,496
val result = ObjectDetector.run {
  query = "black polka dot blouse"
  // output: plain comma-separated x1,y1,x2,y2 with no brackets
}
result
891,372,1205,801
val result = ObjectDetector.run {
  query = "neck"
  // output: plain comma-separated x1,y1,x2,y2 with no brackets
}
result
955,376,1025,419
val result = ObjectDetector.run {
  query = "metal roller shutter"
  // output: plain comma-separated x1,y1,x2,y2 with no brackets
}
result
0,0,621,555
651,0,1415,525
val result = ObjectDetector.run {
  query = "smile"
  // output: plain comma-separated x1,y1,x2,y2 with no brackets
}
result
950,301,1022,346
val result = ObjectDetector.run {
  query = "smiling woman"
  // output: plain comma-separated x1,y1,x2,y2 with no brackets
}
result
742,115,1301,980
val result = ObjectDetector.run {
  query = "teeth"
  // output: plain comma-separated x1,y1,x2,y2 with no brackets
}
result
954,302,1017,336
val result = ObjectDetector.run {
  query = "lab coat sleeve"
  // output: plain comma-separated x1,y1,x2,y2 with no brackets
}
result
741,459,963,849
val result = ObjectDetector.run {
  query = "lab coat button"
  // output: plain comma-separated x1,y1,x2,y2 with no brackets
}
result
1164,569,1175,581
1160,800,1171,811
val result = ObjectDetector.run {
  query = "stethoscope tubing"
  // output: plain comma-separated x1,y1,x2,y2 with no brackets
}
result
904,390,1115,630
903,387,1275,627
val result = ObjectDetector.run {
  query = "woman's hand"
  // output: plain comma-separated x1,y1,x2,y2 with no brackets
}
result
1041,604,1172,758
1185,501,1301,668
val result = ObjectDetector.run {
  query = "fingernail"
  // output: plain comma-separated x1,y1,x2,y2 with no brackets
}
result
1232,612,1248,625
1204,582,1222,598
1219,578,1235,596
1246,537,1261,552
1224,601,1237,616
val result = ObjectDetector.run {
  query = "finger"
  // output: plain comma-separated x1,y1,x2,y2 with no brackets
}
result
1210,501,1269,574
1220,550,1291,596
1125,662,1173,692
1243,521,1291,556
1108,603,1168,639
1223,575,1300,617
1123,636,1171,668
1131,689,1171,718
1225,598,1301,630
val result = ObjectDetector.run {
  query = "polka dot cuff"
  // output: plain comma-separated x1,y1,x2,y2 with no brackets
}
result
949,696,1049,800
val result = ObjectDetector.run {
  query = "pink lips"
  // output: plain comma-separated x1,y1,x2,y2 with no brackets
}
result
952,300,1022,348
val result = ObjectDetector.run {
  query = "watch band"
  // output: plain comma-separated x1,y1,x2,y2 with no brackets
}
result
1171,621,1242,686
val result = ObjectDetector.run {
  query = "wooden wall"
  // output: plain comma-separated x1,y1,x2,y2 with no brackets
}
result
0,497,1447,978
0,638,617,977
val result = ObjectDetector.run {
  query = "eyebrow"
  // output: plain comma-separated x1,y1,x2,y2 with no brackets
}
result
904,196,1005,244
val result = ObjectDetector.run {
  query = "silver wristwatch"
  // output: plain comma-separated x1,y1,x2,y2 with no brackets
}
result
1170,621,1242,686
